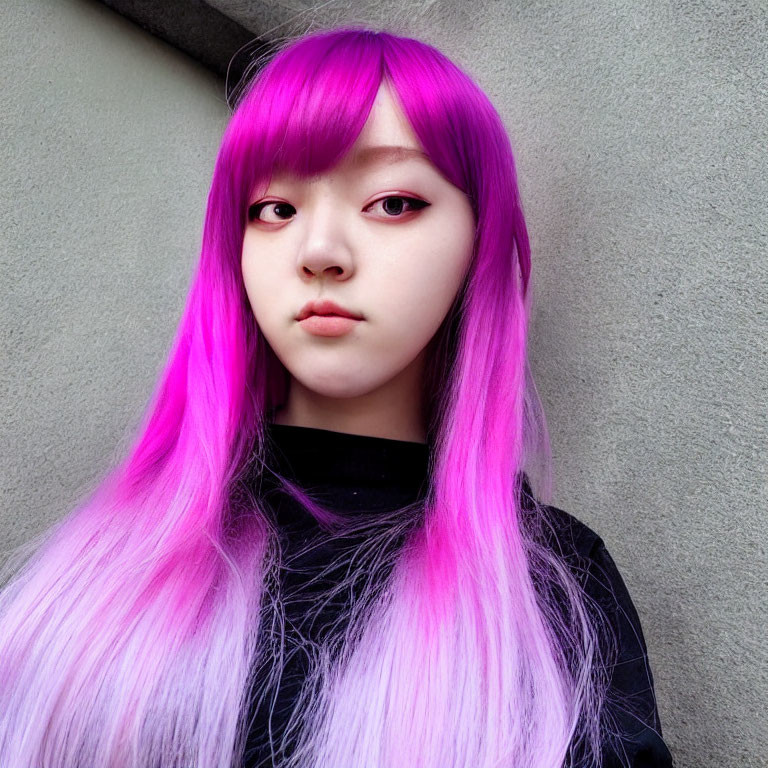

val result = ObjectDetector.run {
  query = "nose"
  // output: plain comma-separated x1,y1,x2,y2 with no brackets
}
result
295,196,355,282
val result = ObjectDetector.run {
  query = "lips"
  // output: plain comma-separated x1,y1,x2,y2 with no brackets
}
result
296,299,363,321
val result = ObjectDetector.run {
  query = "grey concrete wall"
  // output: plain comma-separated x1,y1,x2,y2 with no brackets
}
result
0,0,228,543
2,1,766,767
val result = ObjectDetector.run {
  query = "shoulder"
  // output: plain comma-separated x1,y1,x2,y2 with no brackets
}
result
519,479,650,669
533,500,651,662
519,475,638,590
519,481,674,765
519,476,605,565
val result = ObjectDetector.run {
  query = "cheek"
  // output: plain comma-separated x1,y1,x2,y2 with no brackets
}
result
369,246,470,361
378,227,472,322
240,239,258,299
241,242,285,320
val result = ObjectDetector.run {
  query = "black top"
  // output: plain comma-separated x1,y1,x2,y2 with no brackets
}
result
241,422,674,767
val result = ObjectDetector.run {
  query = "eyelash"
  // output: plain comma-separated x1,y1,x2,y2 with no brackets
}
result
246,195,430,224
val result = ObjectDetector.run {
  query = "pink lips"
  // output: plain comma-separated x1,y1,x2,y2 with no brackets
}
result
299,315,361,336
296,298,364,337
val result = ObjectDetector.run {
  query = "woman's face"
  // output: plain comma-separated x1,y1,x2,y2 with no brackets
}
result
241,80,475,438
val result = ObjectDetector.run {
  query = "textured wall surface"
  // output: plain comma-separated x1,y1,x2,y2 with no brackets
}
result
2,1,765,767
0,0,228,543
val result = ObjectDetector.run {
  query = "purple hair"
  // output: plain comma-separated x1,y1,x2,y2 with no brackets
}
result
0,26,618,767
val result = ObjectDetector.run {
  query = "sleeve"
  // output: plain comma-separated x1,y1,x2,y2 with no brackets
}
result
582,535,675,768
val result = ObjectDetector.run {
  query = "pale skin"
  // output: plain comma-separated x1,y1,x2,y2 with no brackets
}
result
241,81,476,444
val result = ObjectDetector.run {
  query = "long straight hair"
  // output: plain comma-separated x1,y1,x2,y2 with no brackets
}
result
0,26,619,767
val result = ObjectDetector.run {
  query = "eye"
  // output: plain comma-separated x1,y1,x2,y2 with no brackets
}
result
246,195,430,224
247,201,296,224
366,195,430,218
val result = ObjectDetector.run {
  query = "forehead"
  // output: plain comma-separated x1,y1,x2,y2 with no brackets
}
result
353,81,422,152
339,84,429,171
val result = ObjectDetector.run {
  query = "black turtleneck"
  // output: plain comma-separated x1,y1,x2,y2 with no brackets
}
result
241,422,673,768
261,421,431,515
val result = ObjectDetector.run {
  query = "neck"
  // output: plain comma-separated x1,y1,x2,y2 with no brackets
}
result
273,353,428,444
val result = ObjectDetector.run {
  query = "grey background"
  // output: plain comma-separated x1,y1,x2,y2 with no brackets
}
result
1,1,765,766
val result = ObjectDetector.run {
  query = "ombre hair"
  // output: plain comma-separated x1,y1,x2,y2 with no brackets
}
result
0,26,623,767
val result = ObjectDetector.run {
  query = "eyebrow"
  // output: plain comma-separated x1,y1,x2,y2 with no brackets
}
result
348,145,431,168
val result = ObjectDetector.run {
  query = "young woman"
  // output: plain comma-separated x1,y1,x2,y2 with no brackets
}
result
0,26,673,768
